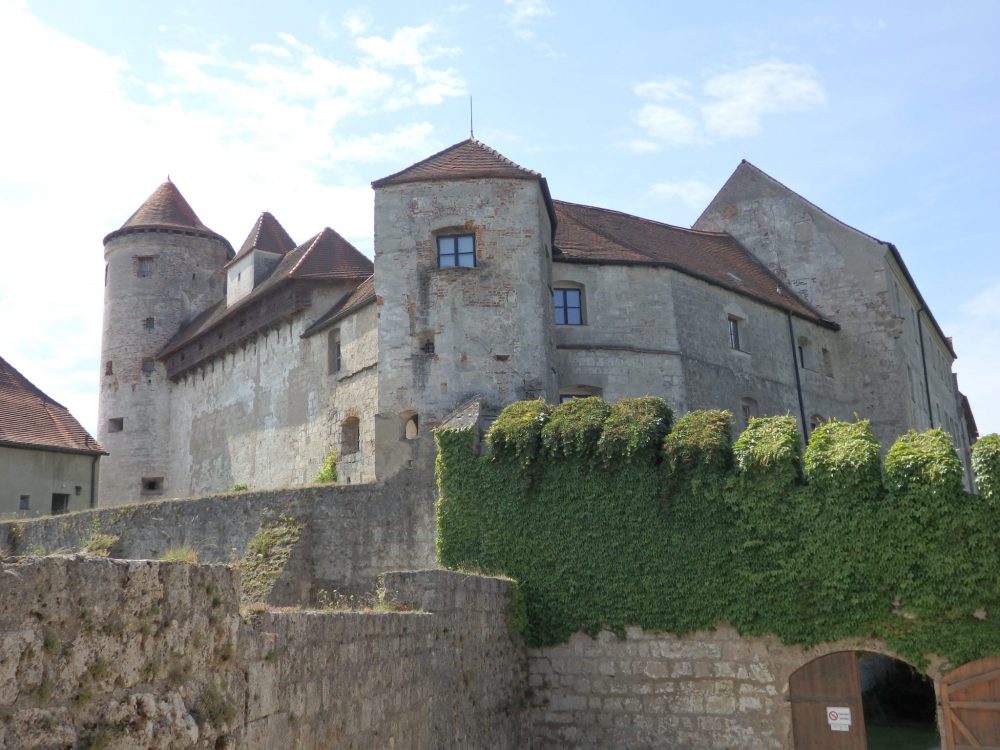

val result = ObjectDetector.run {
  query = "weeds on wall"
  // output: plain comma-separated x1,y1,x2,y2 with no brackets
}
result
436,397,1000,668
239,514,302,608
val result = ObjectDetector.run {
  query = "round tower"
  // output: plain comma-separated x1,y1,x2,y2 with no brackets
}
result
97,180,232,505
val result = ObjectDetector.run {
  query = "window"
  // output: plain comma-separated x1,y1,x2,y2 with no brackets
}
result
553,288,583,325
143,317,155,331
137,256,154,278
105,360,113,376
141,477,163,495
740,397,758,428
558,385,602,402
141,358,155,374
341,417,360,455
821,347,833,376
328,329,341,374
51,494,69,515
437,234,476,268
728,316,742,351
403,413,419,440
19,495,30,510
108,417,124,433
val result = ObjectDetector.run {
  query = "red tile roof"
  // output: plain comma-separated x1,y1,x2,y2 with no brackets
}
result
554,200,831,325
226,212,296,268
0,356,104,454
289,228,374,280
103,180,231,250
372,138,540,187
302,275,376,337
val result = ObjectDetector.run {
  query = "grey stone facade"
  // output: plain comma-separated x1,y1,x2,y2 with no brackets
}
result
96,139,975,505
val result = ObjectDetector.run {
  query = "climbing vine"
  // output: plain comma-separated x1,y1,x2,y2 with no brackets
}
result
436,396,1000,668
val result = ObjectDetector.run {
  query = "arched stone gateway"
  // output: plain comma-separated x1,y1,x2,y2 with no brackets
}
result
789,651,940,749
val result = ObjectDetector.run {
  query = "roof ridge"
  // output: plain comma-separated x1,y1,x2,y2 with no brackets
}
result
468,137,539,176
371,137,540,188
555,199,732,239
287,230,326,277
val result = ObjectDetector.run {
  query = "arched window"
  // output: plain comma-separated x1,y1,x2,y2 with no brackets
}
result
402,411,419,440
740,397,758,428
341,417,360,455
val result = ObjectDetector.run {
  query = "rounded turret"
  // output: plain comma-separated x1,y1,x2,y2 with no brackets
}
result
97,180,232,505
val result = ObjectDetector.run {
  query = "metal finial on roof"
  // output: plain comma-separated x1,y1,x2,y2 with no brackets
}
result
470,96,474,139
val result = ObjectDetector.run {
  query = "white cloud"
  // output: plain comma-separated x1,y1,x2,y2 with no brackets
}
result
630,61,825,148
701,62,826,138
505,0,553,26
0,0,464,435
649,180,716,210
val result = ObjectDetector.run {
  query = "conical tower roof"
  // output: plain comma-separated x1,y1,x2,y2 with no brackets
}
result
226,212,296,268
104,179,231,250
372,138,541,187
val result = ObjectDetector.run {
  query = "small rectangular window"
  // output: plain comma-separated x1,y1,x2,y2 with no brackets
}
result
143,317,155,331
137,257,154,278
108,417,124,433
728,317,741,351
141,358,155,374
553,288,583,325
141,477,164,495
105,360,113,376
51,493,69,515
437,234,476,268
19,495,30,510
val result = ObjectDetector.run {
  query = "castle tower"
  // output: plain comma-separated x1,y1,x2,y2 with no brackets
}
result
371,138,558,477
97,180,232,505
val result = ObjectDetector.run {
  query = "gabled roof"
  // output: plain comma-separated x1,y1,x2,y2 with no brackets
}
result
103,179,232,251
160,228,372,357
226,212,295,269
0,356,105,455
554,200,832,326
302,275,376,338
699,160,954,355
289,228,374,280
372,138,540,187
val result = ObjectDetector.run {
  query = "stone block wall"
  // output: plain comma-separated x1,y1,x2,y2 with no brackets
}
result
527,625,901,749
0,557,528,749
0,479,436,603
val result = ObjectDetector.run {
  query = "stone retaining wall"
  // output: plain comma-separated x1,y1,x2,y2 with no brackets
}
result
0,557,527,749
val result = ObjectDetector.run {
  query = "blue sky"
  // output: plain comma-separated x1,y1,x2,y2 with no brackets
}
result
1,0,997,438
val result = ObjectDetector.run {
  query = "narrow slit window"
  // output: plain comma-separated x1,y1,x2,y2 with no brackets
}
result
728,316,741,351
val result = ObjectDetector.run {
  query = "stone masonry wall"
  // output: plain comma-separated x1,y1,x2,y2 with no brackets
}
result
0,479,435,603
0,557,528,749
528,625,917,750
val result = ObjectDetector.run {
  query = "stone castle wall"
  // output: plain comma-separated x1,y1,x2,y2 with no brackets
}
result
0,479,435,602
0,557,527,749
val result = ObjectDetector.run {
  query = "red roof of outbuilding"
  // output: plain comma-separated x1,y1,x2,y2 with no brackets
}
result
0,356,104,455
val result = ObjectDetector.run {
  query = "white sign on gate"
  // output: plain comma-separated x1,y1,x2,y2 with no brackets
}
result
826,706,852,731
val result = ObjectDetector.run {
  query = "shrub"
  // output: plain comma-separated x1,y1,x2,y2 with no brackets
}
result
598,396,673,464
885,429,964,500
803,419,883,499
313,451,338,483
732,415,802,483
541,397,612,458
486,400,552,464
663,409,732,478
161,545,198,563
81,532,119,558
972,433,1000,504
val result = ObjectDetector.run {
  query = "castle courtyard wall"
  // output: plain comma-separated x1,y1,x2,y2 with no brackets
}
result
164,296,377,498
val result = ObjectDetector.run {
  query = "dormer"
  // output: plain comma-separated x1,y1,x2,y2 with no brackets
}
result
225,212,295,307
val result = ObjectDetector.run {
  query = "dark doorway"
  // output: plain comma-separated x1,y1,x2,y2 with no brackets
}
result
860,653,939,749
51,493,69,515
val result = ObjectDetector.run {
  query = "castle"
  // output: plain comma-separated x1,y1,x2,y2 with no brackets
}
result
96,137,977,504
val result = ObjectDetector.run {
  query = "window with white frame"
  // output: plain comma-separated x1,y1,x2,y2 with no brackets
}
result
437,234,476,268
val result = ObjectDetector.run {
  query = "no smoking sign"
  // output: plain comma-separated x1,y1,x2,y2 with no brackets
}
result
826,706,852,731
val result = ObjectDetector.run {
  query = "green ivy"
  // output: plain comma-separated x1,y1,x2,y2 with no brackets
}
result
436,398,1000,669
972,434,1000,504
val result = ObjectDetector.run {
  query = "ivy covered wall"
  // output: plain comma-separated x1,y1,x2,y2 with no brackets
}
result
435,397,1000,667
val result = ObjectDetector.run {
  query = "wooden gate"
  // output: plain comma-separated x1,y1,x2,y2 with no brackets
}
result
941,656,1000,749
789,651,867,749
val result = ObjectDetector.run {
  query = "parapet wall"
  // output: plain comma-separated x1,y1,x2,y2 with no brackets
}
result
0,476,436,604
0,557,528,749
